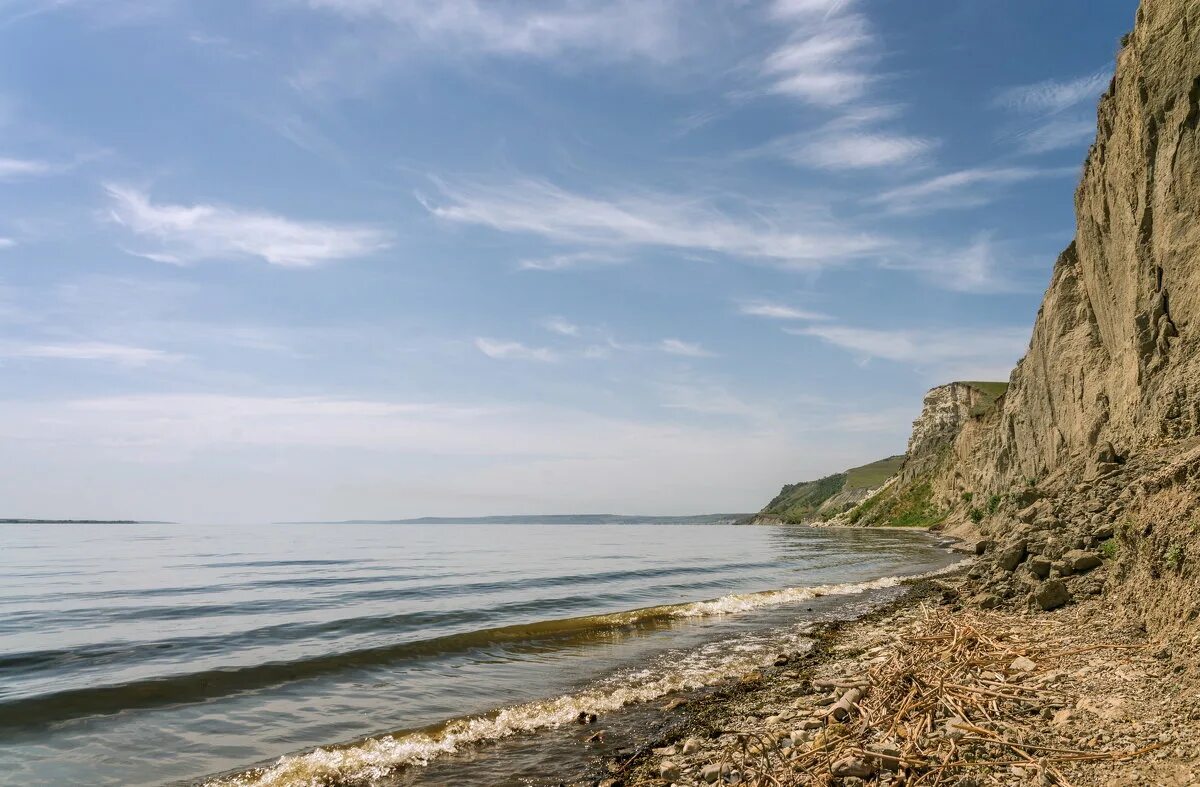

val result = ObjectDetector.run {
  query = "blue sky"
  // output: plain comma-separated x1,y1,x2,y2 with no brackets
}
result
0,0,1135,521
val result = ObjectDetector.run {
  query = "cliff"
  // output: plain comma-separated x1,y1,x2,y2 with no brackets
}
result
844,0,1200,636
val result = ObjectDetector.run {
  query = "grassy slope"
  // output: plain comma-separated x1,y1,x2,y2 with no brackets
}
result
760,455,906,524
843,455,905,490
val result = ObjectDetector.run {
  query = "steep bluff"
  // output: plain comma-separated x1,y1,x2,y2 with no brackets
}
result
959,0,1199,492
866,0,1200,634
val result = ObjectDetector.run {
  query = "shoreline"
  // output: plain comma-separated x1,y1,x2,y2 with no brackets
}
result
591,573,1198,787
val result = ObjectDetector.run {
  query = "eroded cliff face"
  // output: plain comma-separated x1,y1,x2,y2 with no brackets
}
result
932,0,1200,634
956,0,1200,495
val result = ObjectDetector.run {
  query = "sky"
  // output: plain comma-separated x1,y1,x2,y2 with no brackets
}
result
0,0,1137,522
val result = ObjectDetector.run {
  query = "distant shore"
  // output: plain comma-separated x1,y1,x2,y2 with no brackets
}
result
0,519,173,524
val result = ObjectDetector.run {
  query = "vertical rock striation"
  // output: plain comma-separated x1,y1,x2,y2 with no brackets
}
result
958,0,1200,494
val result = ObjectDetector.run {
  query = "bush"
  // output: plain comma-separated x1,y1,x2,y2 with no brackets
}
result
986,494,1003,515
961,492,974,503
1099,538,1117,559
969,508,984,523
1166,543,1185,572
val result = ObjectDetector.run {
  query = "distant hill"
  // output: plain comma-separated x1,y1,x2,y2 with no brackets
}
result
752,455,906,525
280,514,750,525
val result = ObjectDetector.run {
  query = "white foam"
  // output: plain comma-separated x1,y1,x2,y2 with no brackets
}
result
208,559,968,786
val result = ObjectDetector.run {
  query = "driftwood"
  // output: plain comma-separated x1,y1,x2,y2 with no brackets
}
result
673,606,1161,787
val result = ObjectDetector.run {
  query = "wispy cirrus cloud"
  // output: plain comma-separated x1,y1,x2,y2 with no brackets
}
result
756,125,935,170
993,69,1107,156
421,177,883,268
1010,116,1096,154
285,0,696,95
105,185,391,267
993,69,1110,114
518,251,625,272
789,321,1027,378
474,337,558,362
883,232,1028,294
738,301,828,321
761,0,875,107
297,0,687,62
870,165,1077,213
0,341,180,366
0,156,53,179
657,338,714,358
541,316,579,337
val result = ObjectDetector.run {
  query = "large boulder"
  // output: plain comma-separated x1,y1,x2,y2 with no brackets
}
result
1035,580,1071,611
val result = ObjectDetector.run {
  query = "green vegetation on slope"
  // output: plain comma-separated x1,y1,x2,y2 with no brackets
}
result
760,472,847,523
847,480,946,528
759,455,906,524
843,455,905,490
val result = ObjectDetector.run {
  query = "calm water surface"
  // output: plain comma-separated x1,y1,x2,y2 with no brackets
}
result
0,522,959,786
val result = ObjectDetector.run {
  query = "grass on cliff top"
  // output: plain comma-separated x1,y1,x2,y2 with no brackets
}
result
844,454,905,490
958,380,1009,417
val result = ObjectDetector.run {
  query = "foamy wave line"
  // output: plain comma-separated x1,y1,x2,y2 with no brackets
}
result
207,560,968,787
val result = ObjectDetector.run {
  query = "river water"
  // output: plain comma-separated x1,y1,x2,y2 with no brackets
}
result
0,522,960,785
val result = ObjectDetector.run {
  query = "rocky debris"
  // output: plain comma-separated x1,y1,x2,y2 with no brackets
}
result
633,590,1189,787
1035,579,1071,610
1063,549,1102,574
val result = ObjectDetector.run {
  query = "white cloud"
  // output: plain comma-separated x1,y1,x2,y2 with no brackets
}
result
758,0,879,108
0,156,52,179
657,338,714,358
474,337,558,362
738,301,828,321
994,69,1110,114
1012,116,1096,154
422,177,882,268
0,237,14,249
286,0,693,94
0,341,180,366
792,322,1028,373
541,316,579,337
657,381,765,419
870,166,1077,213
763,129,935,170
105,185,390,267
886,233,1026,294
298,0,685,62
518,251,624,271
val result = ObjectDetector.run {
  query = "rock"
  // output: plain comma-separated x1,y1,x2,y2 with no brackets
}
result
1010,655,1037,672
1027,556,1052,579
1053,709,1073,726
1035,579,1071,610
866,743,902,771
575,711,598,724
1096,441,1120,465
659,760,681,781
1063,550,1102,573
974,592,1002,609
975,539,993,555
661,697,688,712
700,763,731,783
773,653,790,666
682,737,703,754
996,541,1028,572
831,756,874,778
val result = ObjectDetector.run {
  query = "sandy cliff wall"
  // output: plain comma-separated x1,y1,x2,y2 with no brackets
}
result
955,0,1200,495
926,0,1200,633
